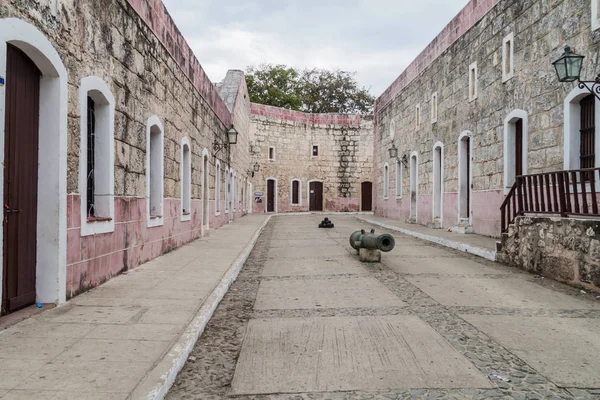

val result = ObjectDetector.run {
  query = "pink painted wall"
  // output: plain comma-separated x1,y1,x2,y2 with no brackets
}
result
66,195,247,299
375,190,504,237
250,103,362,126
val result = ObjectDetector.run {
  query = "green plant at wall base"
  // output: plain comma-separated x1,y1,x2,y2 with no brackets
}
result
245,64,375,115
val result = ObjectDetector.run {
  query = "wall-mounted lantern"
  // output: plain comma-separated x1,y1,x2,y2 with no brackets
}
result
389,144,409,167
553,45,600,101
213,127,238,154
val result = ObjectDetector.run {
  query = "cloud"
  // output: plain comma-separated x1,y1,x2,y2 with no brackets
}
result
162,0,470,96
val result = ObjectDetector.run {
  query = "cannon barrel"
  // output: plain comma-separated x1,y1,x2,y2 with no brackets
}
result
349,229,395,252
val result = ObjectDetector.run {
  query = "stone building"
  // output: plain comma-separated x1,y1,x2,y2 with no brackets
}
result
0,0,375,315
374,0,600,239
250,104,373,214
0,0,259,314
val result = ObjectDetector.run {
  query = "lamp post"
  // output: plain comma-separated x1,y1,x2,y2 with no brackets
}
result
553,45,600,101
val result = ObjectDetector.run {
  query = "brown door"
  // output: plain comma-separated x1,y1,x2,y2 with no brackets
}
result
3,45,40,314
361,182,372,211
267,179,275,212
466,137,471,217
515,119,523,177
309,181,323,211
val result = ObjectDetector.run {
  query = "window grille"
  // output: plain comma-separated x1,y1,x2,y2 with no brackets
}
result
580,94,595,180
86,96,96,217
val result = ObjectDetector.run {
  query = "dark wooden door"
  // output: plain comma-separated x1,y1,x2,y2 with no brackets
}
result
361,182,372,211
466,137,471,217
309,182,323,211
515,119,523,177
267,179,275,212
3,45,40,314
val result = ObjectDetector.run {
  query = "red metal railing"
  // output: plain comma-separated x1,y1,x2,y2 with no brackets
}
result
501,168,600,233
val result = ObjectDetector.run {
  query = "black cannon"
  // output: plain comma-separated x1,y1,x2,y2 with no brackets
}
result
318,217,334,228
349,229,395,252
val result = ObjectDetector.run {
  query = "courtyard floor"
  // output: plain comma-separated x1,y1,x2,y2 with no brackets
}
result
167,214,600,400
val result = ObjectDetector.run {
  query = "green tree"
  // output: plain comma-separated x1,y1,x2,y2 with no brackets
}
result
245,64,302,111
245,64,375,115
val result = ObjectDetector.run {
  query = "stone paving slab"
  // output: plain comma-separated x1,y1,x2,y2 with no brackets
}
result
254,276,407,309
267,245,350,259
262,257,366,276
407,276,598,309
0,214,269,400
386,256,510,275
461,315,600,388
231,315,492,395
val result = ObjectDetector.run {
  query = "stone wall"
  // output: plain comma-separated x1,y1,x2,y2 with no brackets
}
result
250,104,373,213
0,0,254,299
499,216,600,292
374,0,600,238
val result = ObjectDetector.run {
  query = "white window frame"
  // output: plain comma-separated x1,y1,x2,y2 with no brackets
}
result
312,145,319,157
432,142,444,225
395,159,402,198
232,171,237,211
215,160,221,215
593,0,600,31
78,76,115,237
146,115,164,228
469,62,478,101
201,148,210,231
415,104,421,129
502,33,515,83
390,120,396,139
269,146,275,161
458,131,473,225
383,162,390,199
224,166,230,212
290,178,302,206
180,137,192,222
563,87,600,171
503,110,529,194
431,92,438,124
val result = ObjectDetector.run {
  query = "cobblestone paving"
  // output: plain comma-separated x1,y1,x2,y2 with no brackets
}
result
167,216,600,400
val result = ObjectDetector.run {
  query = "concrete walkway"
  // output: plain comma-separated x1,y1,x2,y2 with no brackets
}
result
0,214,269,400
356,214,498,261
168,214,600,399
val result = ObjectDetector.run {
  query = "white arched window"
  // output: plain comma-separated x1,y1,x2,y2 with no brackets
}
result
147,116,164,227
383,163,389,199
395,159,402,198
215,161,221,214
79,76,115,236
564,87,600,172
224,167,229,212
180,137,191,221
503,110,528,194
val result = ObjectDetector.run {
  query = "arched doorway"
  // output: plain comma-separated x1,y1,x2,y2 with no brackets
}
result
503,110,528,193
458,131,473,225
361,181,372,211
409,152,418,223
0,18,68,311
432,143,444,228
309,181,323,211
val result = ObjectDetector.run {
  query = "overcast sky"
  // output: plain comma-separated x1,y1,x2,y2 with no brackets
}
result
161,0,470,96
